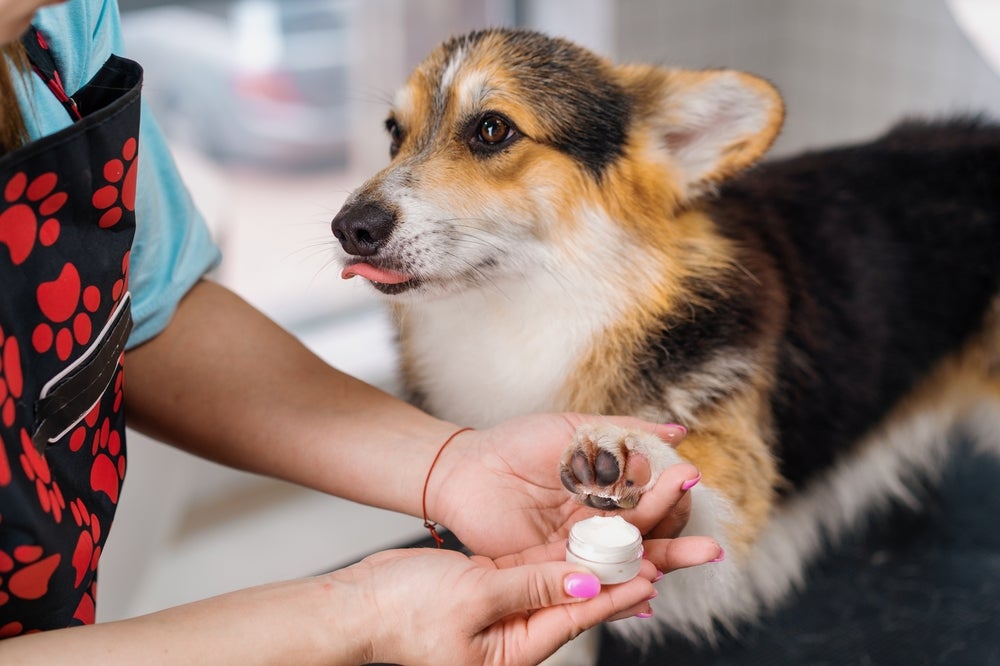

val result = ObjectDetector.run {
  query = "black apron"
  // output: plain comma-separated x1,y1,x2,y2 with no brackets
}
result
0,27,142,637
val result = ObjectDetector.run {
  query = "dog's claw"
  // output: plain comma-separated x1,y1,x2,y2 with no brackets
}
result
586,495,621,510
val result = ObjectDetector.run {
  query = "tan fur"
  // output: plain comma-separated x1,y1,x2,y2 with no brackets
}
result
674,391,781,555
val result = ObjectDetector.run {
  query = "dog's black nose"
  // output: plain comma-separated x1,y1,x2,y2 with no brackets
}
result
331,202,395,257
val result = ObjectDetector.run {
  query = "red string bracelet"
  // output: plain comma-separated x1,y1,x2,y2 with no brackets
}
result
422,427,474,547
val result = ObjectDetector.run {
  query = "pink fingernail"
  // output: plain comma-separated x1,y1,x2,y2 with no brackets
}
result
647,590,659,601
711,548,726,563
564,573,601,599
681,473,702,491
636,611,654,619
661,424,687,443
654,570,664,582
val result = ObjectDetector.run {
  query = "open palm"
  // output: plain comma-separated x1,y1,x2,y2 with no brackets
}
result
430,413,719,569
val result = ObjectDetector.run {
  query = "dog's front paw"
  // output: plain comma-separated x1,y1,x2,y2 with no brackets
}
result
559,423,678,509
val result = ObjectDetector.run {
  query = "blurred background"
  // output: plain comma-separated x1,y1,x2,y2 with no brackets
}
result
100,0,1000,623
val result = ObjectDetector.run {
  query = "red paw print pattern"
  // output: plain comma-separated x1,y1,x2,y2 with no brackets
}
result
31,263,104,362
0,324,23,433
18,429,66,523
0,539,63,636
68,393,125,504
68,497,101,589
91,138,138,229
0,171,65,265
73,582,96,625
112,249,131,305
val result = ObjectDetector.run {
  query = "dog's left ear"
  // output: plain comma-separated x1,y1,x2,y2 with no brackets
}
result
638,68,784,198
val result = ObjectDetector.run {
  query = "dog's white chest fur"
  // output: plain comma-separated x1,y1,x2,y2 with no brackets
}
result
399,275,617,427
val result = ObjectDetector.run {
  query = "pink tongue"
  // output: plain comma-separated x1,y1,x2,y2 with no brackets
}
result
341,263,411,284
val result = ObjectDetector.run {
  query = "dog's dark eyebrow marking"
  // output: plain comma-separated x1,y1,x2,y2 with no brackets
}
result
435,28,631,179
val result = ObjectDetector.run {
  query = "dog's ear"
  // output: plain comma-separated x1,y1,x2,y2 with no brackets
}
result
638,68,784,197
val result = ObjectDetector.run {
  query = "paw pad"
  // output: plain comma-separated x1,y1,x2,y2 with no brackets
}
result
560,425,659,510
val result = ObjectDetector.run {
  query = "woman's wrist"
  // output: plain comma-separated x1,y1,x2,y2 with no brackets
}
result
421,426,480,537
420,426,475,543
309,571,381,665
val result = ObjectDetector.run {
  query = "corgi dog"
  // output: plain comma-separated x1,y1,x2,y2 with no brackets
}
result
331,26,1000,651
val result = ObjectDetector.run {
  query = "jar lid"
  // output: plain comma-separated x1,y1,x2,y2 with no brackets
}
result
567,515,642,563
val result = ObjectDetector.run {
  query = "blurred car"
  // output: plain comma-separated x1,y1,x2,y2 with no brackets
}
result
122,0,352,170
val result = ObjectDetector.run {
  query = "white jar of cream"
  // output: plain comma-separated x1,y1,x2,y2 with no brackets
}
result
565,515,643,584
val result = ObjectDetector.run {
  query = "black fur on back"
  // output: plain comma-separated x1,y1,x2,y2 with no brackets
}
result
710,117,1000,488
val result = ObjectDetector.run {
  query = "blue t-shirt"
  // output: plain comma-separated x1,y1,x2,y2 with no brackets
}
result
11,0,222,348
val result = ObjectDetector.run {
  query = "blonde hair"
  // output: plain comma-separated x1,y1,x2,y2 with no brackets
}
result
1,42,30,154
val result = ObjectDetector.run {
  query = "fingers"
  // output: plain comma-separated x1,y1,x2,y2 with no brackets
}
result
650,422,688,446
485,562,605,619
485,554,663,617
620,460,700,537
569,414,688,447
590,541,723,623
486,563,656,664
641,535,724,573
596,557,660,621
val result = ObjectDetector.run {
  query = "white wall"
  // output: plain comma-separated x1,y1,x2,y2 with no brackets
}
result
614,0,1000,155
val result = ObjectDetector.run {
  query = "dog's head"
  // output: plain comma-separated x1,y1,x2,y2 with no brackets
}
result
332,28,783,299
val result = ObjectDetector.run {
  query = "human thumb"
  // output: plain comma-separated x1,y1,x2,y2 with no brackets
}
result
484,563,601,620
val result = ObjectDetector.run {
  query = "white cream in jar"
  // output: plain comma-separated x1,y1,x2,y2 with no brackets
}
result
565,515,643,584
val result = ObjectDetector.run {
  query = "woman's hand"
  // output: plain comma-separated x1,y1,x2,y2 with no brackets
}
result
333,541,659,666
428,413,722,569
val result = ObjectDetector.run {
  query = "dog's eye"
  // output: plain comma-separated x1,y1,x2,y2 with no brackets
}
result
471,114,517,153
385,117,403,157
478,115,511,144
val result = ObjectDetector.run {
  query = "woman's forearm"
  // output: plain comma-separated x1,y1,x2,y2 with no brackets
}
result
0,575,368,665
123,279,459,518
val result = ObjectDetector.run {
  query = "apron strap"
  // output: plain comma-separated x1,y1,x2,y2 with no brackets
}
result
20,25,83,121
32,294,133,453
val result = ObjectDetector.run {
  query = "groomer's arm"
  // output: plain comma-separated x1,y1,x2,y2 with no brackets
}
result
0,574,359,664
124,278,458,517
0,539,660,666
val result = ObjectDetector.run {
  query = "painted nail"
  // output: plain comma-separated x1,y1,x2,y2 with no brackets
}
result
647,590,659,601
564,573,601,599
660,424,688,444
635,611,654,619
711,548,726,563
681,473,702,491
654,570,664,582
